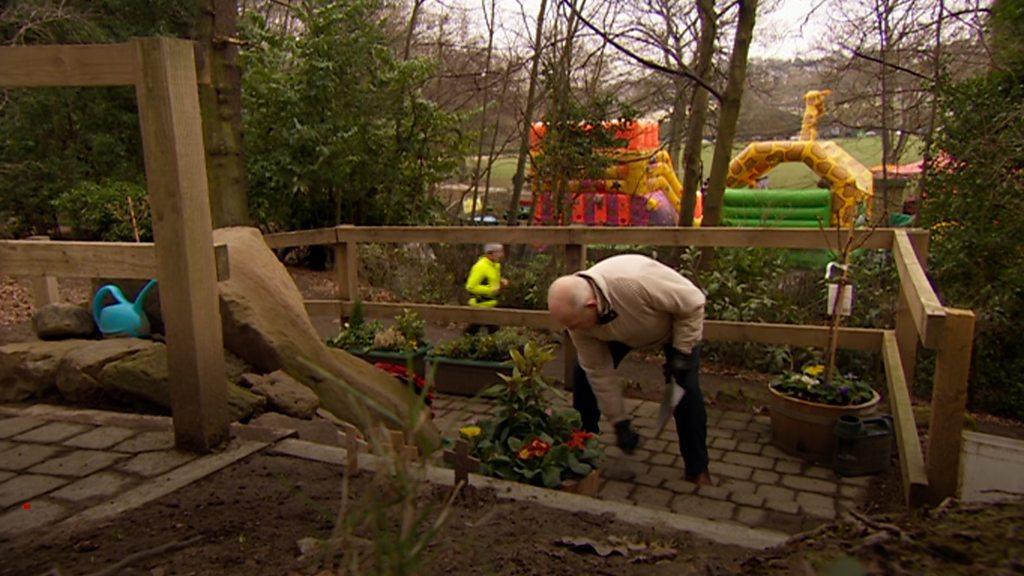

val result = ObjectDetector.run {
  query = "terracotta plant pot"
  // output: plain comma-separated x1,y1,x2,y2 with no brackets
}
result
559,469,601,496
767,385,881,464
426,356,513,396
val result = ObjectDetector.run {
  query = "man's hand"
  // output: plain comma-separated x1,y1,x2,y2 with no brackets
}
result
614,420,641,454
664,345,695,376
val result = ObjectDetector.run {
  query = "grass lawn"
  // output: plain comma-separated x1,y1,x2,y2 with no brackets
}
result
467,136,923,191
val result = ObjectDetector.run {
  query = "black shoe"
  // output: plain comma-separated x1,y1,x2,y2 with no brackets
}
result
614,420,641,455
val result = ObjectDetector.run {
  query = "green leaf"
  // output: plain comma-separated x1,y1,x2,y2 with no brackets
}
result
541,465,562,488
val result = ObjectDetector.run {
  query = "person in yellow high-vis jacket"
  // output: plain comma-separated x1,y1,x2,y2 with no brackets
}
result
464,243,509,334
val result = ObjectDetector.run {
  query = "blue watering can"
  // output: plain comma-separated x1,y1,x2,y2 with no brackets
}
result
92,279,158,338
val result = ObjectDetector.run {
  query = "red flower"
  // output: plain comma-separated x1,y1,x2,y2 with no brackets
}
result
517,438,551,460
373,362,433,406
567,429,595,450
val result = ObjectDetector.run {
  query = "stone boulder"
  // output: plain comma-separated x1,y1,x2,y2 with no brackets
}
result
240,371,319,419
33,303,97,340
98,343,265,422
213,227,439,451
55,338,159,403
0,340,83,401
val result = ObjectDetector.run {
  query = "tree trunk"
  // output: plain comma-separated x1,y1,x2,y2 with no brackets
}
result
701,0,757,228
469,0,497,224
678,0,717,227
508,0,549,226
197,0,250,228
402,0,425,60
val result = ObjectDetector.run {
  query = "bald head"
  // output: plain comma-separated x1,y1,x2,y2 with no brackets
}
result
547,275,598,330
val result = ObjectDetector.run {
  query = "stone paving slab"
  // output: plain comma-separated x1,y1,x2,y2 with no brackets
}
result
430,391,870,534
0,407,287,541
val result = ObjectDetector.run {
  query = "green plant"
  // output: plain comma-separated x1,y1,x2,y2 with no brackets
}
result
431,327,536,362
463,342,602,488
329,308,428,353
53,180,152,241
297,358,455,575
771,363,875,406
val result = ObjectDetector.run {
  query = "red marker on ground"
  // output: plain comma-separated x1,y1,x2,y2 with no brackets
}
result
22,502,31,510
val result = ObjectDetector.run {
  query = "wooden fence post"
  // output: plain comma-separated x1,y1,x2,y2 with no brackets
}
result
561,243,587,388
26,236,59,307
334,226,359,314
926,308,975,503
893,289,919,386
135,37,228,452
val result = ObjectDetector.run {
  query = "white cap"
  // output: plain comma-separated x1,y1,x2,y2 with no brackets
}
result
483,243,503,254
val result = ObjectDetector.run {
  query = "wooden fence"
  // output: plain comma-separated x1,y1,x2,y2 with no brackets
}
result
263,225,974,507
0,41,975,507
0,39,229,452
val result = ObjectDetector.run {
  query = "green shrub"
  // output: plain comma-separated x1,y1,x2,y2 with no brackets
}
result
921,66,1024,418
53,180,152,241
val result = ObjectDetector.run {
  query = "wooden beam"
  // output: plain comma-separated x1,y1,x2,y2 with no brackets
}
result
262,227,338,250
304,300,884,351
0,43,139,87
25,236,59,307
882,331,929,507
307,300,559,330
135,37,228,452
334,239,359,304
704,321,883,351
0,240,230,281
926,308,975,503
264,226,922,251
893,230,945,349
893,288,919,386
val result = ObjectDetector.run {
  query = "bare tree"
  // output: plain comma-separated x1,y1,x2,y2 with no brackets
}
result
701,0,758,228
679,0,717,226
508,0,550,225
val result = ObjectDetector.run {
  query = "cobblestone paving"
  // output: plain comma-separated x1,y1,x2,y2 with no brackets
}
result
0,414,190,540
431,393,869,534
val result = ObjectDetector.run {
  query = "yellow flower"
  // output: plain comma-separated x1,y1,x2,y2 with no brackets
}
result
459,425,482,439
804,364,825,377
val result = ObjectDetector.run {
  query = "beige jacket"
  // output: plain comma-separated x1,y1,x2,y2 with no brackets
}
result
568,254,705,424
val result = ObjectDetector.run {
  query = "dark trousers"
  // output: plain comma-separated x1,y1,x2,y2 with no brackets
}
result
572,343,709,477
464,324,499,336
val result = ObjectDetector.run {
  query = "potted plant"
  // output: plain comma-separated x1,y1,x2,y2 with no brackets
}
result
460,342,603,494
328,305,430,376
767,221,882,463
427,327,533,396
767,363,880,463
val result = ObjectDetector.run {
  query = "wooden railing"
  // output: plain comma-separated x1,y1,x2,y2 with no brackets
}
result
265,224,973,507
0,42,975,505
0,39,228,452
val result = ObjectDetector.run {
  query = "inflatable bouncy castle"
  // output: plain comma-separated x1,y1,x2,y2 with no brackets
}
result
529,121,699,226
723,90,874,228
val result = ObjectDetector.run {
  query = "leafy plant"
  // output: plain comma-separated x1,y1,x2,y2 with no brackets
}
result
53,180,152,241
431,327,537,362
463,342,602,488
328,308,427,353
771,364,875,406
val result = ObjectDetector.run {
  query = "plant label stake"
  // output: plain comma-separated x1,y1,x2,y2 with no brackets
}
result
389,430,419,461
825,262,854,316
341,423,366,476
443,439,480,487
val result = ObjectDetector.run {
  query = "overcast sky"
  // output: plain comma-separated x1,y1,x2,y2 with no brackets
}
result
450,0,829,60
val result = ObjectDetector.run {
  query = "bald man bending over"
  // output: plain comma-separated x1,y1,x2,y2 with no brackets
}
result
548,254,712,485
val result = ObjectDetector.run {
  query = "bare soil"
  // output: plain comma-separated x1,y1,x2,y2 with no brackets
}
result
0,452,750,576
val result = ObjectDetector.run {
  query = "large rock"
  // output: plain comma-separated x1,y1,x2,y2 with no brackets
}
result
33,303,97,340
213,226,439,452
98,343,265,422
56,338,159,402
0,340,83,401
240,371,319,419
